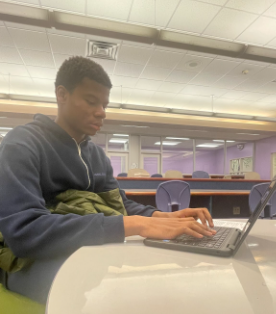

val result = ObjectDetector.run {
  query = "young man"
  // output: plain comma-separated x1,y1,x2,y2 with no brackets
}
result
0,56,215,303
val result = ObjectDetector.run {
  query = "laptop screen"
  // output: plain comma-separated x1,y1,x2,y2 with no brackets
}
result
233,177,276,254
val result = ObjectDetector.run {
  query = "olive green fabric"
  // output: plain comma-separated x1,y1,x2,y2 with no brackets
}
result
0,188,126,274
0,284,45,314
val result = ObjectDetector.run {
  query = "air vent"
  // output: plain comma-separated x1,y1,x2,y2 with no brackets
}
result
87,41,118,60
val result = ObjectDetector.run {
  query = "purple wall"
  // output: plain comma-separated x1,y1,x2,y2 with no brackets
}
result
195,148,224,174
110,156,122,177
143,157,158,175
162,153,194,174
255,136,276,179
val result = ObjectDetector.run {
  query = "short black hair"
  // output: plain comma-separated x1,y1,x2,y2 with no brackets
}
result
55,56,112,91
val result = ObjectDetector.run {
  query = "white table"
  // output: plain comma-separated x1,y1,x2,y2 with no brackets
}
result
46,220,276,314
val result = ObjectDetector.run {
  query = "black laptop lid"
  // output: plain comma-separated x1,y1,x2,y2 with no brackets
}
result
233,177,276,254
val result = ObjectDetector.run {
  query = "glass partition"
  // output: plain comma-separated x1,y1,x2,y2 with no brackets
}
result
141,136,161,175
162,137,194,176
226,142,253,175
195,139,225,176
107,133,129,151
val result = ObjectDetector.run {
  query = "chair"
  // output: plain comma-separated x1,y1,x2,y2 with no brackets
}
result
192,171,209,179
0,284,45,314
151,174,163,178
156,180,190,212
164,170,183,178
244,172,261,180
117,172,127,177
249,183,276,219
127,168,150,178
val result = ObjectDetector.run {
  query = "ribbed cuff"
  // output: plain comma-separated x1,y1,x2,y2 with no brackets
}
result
103,215,125,244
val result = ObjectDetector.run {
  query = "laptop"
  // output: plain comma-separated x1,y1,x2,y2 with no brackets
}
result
144,177,276,257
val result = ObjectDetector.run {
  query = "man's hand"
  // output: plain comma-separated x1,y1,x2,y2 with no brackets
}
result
123,215,215,239
152,208,214,228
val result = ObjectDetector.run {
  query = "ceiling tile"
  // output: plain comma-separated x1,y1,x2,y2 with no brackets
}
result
87,0,132,21
176,54,213,72
168,0,221,33
118,45,152,65
147,50,183,69
110,86,132,103
114,62,144,77
53,54,71,68
0,46,23,64
258,95,276,103
250,67,276,83
169,94,211,110
204,8,257,40
111,75,138,88
203,59,240,75
0,63,29,76
157,81,185,93
19,49,55,67
10,76,38,95
0,74,9,93
140,66,171,80
135,78,162,91
256,82,276,94
214,75,247,89
240,92,267,101
222,90,248,99
41,0,86,14
188,73,222,86
8,28,50,51
237,16,276,45
129,0,179,27
0,26,14,47
127,89,155,105
47,29,86,38
91,58,115,75
150,92,176,106
27,66,56,79
166,70,197,83
235,79,266,92
199,0,227,4
181,85,227,97
264,2,276,18
49,35,86,55
227,62,265,77
34,78,55,97
7,0,39,4
226,0,275,14
266,37,276,48
5,22,45,32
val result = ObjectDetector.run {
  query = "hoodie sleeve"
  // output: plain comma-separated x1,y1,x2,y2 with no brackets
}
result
104,155,159,217
0,141,125,260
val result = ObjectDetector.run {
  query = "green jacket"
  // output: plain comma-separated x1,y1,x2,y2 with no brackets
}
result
0,188,127,273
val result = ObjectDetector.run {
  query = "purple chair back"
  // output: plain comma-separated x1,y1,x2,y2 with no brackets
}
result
156,180,190,212
192,171,209,178
117,172,127,177
249,183,275,218
151,174,163,178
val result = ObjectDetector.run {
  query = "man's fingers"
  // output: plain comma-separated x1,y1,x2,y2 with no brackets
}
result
203,208,214,228
197,212,207,227
191,222,214,237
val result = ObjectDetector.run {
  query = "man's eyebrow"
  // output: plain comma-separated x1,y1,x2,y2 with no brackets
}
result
84,94,98,101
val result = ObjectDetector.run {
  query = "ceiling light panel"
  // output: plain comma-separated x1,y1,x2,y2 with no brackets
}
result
197,143,222,148
237,16,276,46
8,28,51,51
204,8,257,40
87,0,132,21
118,45,152,65
155,141,181,146
167,0,221,33
166,137,190,140
147,50,183,69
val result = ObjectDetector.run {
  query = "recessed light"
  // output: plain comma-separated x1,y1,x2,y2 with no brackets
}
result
166,137,190,140
213,140,224,142
109,138,128,143
155,141,181,146
121,125,150,128
237,133,260,136
226,140,235,143
0,127,12,131
197,143,223,148
113,134,129,137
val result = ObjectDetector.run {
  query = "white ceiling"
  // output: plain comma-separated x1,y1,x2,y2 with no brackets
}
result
1,0,276,118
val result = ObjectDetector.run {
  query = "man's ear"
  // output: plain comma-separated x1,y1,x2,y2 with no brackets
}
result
56,86,69,107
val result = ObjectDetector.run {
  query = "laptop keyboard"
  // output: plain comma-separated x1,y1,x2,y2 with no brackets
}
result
173,227,231,249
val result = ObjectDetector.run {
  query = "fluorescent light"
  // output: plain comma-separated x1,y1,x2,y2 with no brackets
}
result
160,30,243,53
121,125,150,129
226,140,235,143
216,113,254,120
155,141,181,146
213,140,224,142
255,116,276,122
55,12,157,39
109,138,128,143
171,109,214,116
113,134,129,137
0,127,13,131
246,46,276,59
237,133,260,136
197,143,222,148
166,137,190,140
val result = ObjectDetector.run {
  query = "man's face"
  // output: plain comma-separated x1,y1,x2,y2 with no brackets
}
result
57,78,110,136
